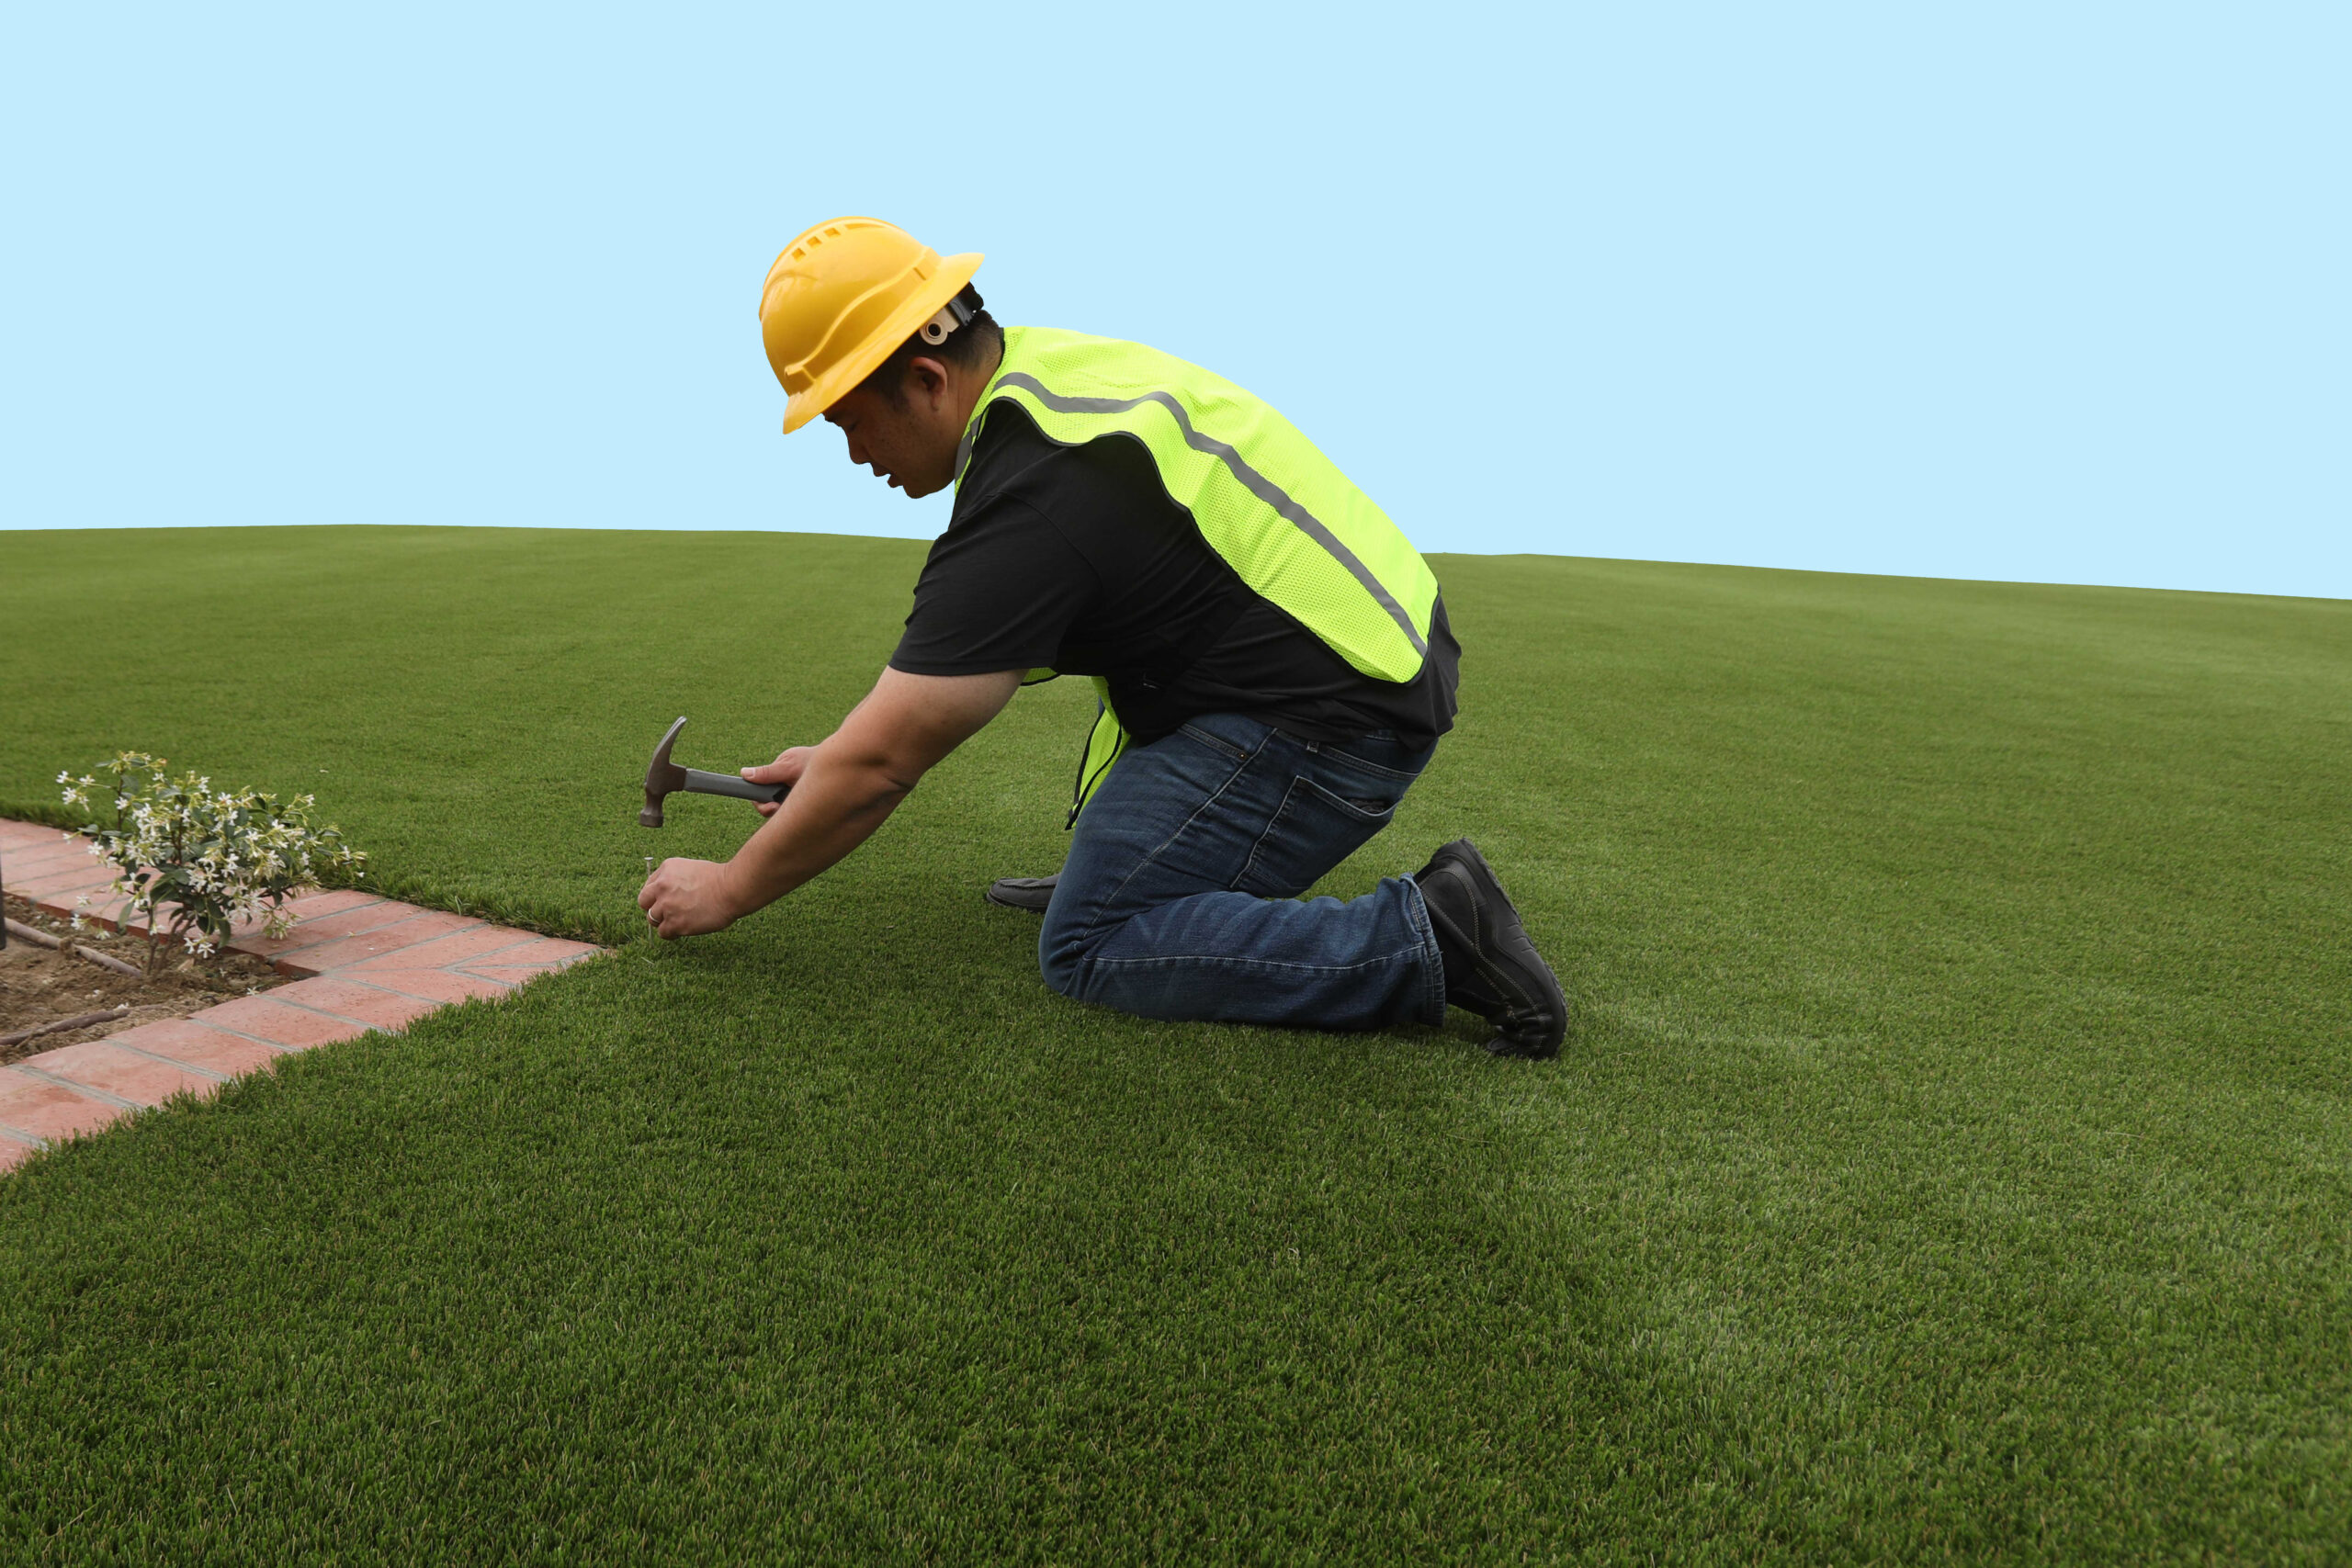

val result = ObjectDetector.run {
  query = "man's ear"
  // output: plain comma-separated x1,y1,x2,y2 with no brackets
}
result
909,355,952,410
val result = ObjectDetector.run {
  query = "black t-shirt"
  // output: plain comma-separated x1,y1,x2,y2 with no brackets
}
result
889,400,1461,747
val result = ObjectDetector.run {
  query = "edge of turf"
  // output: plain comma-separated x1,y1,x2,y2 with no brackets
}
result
0,796,630,949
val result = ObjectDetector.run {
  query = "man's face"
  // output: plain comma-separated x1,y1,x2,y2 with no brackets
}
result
824,360,960,500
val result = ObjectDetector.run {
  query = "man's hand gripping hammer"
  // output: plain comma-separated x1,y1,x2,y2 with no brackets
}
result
639,716,787,828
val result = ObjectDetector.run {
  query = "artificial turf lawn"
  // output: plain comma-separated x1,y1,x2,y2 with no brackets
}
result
2,525,2347,1562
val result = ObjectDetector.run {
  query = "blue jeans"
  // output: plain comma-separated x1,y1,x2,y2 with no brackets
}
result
1038,713,1449,1031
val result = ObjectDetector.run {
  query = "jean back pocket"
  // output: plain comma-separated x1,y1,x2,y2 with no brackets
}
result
1234,774,1401,898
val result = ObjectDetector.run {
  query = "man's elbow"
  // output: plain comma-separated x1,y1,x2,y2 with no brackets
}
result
818,735,928,802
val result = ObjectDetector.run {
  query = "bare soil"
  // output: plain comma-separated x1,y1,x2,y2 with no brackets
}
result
2,894,287,1066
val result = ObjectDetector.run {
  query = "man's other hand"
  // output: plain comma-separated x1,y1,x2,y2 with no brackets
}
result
745,748,814,818
639,857,739,940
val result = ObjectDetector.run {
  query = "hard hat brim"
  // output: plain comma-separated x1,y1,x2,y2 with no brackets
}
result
782,251,984,434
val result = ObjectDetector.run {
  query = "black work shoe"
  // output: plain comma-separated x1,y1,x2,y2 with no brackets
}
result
1413,840,1566,1059
985,874,1059,913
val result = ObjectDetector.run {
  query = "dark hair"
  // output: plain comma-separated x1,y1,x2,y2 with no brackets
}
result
855,285,1001,405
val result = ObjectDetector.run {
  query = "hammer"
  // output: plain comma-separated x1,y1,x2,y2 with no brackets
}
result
639,716,787,829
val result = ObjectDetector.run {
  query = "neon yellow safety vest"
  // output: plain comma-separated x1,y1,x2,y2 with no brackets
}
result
956,326,1441,820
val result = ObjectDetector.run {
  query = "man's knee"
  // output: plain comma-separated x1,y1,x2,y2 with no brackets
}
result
1037,904,1091,998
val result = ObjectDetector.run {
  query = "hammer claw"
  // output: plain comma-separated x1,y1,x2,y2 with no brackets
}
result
640,715,786,829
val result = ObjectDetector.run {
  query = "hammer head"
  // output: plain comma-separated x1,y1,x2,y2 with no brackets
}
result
640,716,689,828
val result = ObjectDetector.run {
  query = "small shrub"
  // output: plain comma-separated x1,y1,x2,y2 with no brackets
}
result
58,752,368,975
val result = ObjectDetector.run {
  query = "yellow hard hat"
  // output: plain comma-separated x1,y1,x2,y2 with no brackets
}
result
759,217,983,434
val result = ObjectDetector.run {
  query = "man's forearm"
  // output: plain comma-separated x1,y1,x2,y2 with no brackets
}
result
720,741,914,915
641,666,1019,938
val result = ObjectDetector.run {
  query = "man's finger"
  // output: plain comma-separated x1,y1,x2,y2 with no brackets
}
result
742,749,808,785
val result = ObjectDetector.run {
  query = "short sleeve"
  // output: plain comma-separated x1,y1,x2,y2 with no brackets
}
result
888,493,1102,676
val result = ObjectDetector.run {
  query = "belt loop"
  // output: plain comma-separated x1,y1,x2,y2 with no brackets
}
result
1304,739,1320,753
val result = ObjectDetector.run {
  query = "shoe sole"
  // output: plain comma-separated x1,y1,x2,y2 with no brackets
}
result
985,875,1058,913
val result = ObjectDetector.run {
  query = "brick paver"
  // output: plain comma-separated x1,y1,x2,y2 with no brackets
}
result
2,815,605,1172
266,977,443,1032
12,1041,222,1107
0,1074,130,1145
343,968,519,1006
245,886,384,924
273,912,493,976
188,995,369,1052
215,897,413,956
13,865,119,902
6,842,98,880
462,936,602,971
105,1019,287,1078
344,923,539,973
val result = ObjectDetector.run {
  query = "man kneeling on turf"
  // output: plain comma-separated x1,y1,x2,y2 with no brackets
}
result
638,218,1566,1057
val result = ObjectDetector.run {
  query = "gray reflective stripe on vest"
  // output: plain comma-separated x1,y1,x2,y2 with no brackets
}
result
959,371,1429,660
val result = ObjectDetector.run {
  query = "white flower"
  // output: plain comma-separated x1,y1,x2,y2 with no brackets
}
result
51,756,364,964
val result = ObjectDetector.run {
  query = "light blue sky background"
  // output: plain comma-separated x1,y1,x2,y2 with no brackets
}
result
6,3,2344,598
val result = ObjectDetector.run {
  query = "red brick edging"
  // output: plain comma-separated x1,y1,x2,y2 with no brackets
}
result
0,817,602,1175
